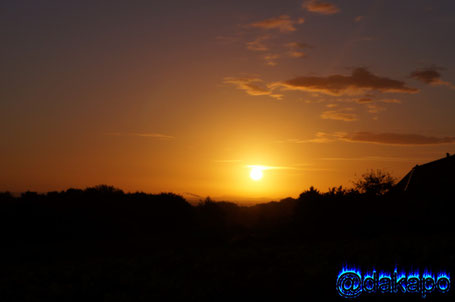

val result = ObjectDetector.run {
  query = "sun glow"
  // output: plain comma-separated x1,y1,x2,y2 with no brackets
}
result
249,166,264,181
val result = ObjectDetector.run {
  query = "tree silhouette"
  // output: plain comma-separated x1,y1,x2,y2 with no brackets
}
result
353,169,395,196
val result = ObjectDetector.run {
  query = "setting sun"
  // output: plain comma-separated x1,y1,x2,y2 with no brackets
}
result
1,0,454,203
250,166,263,181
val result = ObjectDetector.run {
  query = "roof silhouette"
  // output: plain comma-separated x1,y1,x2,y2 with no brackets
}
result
394,153,455,196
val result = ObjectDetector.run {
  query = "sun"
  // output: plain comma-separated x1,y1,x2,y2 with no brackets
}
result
250,166,263,181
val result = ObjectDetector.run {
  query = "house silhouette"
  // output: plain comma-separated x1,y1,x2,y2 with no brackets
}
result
394,153,455,198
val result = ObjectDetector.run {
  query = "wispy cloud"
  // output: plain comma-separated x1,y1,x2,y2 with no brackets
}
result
365,103,386,114
288,50,306,58
353,97,401,116
302,0,340,15
272,68,418,96
223,76,283,99
246,164,292,170
356,97,373,104
276,132,347,144
342,132,455,145
380,99,401,104
285,42,311,58
280,131,455,146
245,164,318,171
246,35,270,51
410,66,455,88
264,53,280,66
321,110,358,122
319,156,429,162
355,16,365,22
248,15,304,33
105,132,175,139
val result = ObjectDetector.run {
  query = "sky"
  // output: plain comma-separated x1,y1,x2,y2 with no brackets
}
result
1,0,455,202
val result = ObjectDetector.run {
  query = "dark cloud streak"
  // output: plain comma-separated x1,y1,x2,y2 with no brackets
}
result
410,67,454,88
343,132,455,145
273,68,418,96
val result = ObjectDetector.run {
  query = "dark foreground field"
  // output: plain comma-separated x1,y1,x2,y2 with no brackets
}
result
0,185,454,301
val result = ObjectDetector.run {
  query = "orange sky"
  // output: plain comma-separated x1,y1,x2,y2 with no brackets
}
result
1,1,455,202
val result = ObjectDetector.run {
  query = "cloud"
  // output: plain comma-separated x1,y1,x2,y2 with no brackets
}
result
246,164,315,171
380,98,401,104
288,50,306,58
319,156,428,162
276,138,310,144
355,16,364,22
272,68,418,96
320,110,358,121
224,77,282,100
286,42,312,49
356,98,401,105
365,103,386,114
106,132,175,139
249,15,302,33
246,35,270,51
246,164,294,170
310,131,346,143
356,97,373,104
284,132,455,146
276,132,346,144
285,42,311,58
354,97,401,115
342,132,455,145
264,53,280,66
410,67,454,87
303,0,340,15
